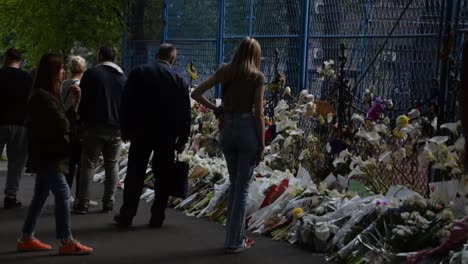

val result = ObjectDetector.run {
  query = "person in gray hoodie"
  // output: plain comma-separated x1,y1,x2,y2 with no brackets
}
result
74,47,126,214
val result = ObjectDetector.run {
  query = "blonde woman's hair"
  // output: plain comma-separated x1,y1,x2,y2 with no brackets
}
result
69,55,87,74
223,37,261,81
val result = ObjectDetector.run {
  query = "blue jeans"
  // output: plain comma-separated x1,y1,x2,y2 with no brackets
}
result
0,125,28,198
22,170,72,240
221,113,258,248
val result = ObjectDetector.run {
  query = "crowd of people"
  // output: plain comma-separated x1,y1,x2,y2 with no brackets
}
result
0,37,265,255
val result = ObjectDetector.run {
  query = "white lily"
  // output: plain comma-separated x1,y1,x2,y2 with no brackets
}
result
298,149,309,160
374,124,388,133
365,130,381,144
350,156,364,170
454,137,465,151
333,149,352,167
362,158,377,167
430,136,449,145
408,108,420,119
379,151,392,164
284,136,294,148
326,143,331,153
348,166,365,178
351,113,365,124
440,121,461,135
288,128,304,137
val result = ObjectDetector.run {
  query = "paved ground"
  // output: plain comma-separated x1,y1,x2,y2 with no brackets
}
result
0,162,329,264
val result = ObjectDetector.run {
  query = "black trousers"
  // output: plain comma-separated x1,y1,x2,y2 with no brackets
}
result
119,137,175,222
65,138,81,196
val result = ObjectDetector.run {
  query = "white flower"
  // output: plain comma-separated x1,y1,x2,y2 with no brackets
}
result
298,149,309,161
350,156,363,169
379,151,392,164
333,149,352,167
356,128,367,138
440,121,461,135
440,209,454,221
386,99,394,109
401,212,410,220
451,167,463,175
430,136,449,145
361,158,377,168
284,136,294,148
454,137,465,151
283,86,291,96
314,223,330,242
383,117,391,125
326,143,331,153
365,130,381,144
393,148,407,161
425,210,436,218
288,128,304,136
348,166,365,178
351,113,365,124
327,113,333,123
408,109,420,119
374,124,387,133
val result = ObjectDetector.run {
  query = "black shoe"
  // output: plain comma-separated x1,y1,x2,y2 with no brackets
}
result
114,214,132,228
4,197,21,209
102,204,113,214
149,217,164,228
73,203,89,214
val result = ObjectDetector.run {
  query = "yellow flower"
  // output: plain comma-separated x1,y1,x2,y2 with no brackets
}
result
186,62,198,81
292,207,304,218
318,115,325,125
396,115,410,128
393,128,405,138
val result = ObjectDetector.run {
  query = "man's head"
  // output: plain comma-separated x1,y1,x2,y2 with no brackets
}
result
97,47,116,63
157,43,177,65
3,48,22,68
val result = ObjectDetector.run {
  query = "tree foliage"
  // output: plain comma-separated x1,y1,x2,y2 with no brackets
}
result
0,0,125,68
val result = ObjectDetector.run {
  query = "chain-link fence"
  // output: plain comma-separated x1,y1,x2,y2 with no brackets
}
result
123,0,466,120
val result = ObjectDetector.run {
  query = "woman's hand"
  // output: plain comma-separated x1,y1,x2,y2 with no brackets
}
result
70,85,81,112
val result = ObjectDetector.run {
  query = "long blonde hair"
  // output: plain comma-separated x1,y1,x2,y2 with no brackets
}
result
223,37,261,81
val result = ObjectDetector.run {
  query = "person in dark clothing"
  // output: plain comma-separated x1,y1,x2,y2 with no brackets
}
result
0,48,32,209
18,53,92,255
114,43,191,228
75,47,126,214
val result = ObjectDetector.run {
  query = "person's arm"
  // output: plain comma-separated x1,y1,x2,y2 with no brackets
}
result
254,76,266,165
190,73,219,110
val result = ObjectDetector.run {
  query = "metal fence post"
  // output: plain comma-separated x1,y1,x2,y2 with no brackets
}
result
162,0,169,43
438,0,456,126
299,0,311,92
215,0,226,98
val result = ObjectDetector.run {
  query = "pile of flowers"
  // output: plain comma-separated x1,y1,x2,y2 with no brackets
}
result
90,64,468,263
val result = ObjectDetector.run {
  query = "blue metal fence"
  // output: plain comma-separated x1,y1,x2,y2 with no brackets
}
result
123,0,467,119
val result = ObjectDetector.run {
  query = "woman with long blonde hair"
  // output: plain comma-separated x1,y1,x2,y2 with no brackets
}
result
191,37,265,253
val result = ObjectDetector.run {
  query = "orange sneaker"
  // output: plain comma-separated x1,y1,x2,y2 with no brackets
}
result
58,239,92,255
17,237,52,252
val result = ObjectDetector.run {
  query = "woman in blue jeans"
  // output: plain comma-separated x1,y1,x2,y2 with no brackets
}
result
191,37,265,253
16,53,92,255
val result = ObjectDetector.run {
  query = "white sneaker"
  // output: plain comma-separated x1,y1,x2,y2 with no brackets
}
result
89,200,98,207
69,196,75,204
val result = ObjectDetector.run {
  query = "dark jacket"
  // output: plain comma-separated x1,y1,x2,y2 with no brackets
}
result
120,61,191,142
0,67,33,126
78,63,126,128
28,90,77,173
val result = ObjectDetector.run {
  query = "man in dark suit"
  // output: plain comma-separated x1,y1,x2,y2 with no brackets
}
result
114,43,191,227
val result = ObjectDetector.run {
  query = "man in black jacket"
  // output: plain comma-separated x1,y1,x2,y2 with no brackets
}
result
75,47,127,214
114,43,191,228
0,48,32,209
